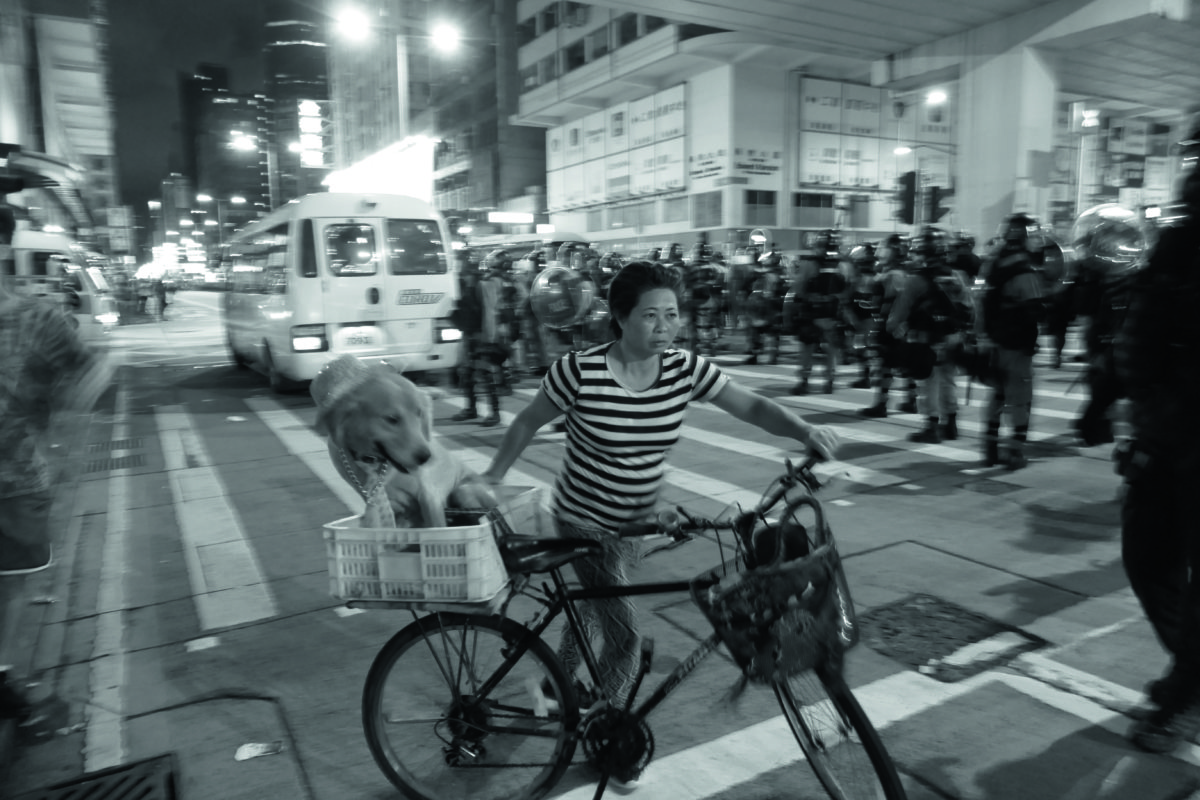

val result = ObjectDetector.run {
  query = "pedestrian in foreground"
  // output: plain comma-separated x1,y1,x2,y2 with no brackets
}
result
483,260,839,722
1113,112,1200,755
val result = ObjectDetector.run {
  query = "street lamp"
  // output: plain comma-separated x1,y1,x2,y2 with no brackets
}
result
196,194,247,247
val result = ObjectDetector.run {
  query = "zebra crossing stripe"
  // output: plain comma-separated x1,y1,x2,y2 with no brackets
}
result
156,405,277,629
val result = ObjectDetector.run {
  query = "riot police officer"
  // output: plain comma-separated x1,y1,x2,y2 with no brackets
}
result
977,213,1045,468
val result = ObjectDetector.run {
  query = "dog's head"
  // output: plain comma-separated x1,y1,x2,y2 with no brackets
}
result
313,357,434,473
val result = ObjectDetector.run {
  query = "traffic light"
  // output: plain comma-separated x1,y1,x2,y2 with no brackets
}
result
896,171,916,225
926,185,951,223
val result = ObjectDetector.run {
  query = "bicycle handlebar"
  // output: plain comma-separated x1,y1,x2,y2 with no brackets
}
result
616,454,826,540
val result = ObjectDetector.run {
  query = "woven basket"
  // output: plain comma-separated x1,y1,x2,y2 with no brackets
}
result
692,543,845,683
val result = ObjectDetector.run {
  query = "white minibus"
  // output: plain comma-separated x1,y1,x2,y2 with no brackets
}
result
5,229,119,343
221,193,462,392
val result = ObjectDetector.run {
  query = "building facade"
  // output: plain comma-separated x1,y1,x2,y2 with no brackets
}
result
264,0,331,206
513,0,1196,255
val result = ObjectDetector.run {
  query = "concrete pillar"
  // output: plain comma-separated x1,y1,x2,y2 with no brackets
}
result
956,43,1058,242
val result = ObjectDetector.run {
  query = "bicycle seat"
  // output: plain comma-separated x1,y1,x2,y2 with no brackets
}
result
502,536,604,574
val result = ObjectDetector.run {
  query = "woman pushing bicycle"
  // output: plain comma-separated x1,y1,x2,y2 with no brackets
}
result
483,260,840,710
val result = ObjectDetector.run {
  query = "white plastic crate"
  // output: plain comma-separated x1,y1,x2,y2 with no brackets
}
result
322,486,548,604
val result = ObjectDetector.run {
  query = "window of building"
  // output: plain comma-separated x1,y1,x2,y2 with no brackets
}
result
539,53,559,83
643,15,667,34
516,16,537,46
792,192,836,228
693,191,723,229
662,195,688,223
744,190,777,225
613,13,638,47
587,208,604,231
520,64,539,92
587,26,610,60
539,3,559,35
564,38,586,72
608,202,653,229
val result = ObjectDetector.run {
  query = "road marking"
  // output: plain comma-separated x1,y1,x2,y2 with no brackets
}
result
86,384,130,771
156,405,277,629
244,395,363,514
551,662,1199,800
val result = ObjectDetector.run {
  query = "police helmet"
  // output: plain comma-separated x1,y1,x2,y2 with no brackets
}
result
813,229,841,261
1000,213,1040,249
912,226,950,264
849,243,877,269
645,246,662,262
667,242,685,261
598,252,624,274
483,249,513,274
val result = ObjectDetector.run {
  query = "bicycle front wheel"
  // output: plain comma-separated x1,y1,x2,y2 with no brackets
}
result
773,668,906,800
363,612,580,800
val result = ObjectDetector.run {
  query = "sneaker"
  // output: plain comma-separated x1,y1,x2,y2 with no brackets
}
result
1005,448,1028,471
790,381,809,396
898,398,919,415
479,413,501,427
823,380,834,394
0,543,53,577
850,376,871,389
743,355,758,366
859,401,888,419
1130,700,1200,754
942,416,958,441
450,408,478,422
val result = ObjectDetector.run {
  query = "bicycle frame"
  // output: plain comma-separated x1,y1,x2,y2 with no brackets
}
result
409,559,731,735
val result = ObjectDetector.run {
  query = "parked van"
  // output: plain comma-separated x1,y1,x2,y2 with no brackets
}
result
6,228,119,343
221,192,462,392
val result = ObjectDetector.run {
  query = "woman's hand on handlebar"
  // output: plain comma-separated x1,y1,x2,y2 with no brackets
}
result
804,424,840,461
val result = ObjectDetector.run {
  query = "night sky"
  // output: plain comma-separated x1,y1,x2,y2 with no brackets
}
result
107,0,271,211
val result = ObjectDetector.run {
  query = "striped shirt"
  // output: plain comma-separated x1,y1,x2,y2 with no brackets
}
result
541,343,730,533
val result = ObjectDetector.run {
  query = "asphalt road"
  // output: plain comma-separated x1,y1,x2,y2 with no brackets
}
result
4,292,1198,800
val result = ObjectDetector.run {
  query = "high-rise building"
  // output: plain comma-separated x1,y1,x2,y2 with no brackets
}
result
325,0,546,235
264,0,330,206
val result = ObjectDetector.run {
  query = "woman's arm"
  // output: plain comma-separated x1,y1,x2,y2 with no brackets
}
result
709,380,839,459
483,387,563,483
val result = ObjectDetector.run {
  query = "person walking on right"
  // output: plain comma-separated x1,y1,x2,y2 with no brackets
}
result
1113,113,1200,755
976,213,1045,469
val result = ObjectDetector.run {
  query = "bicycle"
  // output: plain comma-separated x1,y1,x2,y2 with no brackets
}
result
354,456,907,800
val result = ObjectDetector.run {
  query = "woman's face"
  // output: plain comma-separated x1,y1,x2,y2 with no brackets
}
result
618,287,680,357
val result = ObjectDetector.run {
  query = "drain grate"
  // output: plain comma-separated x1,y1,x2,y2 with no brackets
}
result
85,454,146,473
858,593,1045,682
16,752,176,800
86,438,144,453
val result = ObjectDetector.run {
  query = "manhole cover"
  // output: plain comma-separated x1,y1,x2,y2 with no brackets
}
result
857,593,1044,682
16,752,176,800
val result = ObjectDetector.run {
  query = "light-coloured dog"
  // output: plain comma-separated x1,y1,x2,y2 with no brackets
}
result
311,355,497,529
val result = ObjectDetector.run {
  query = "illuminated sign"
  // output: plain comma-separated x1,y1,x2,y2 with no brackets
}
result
297,99,328,168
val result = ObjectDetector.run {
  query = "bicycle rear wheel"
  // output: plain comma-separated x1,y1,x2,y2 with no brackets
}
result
362,612,579,800
773,668,906,800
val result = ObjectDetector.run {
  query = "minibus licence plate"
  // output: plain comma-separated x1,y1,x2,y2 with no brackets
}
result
340,327,378,347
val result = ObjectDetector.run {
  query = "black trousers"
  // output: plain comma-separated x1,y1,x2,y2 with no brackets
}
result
1122,455,1200,688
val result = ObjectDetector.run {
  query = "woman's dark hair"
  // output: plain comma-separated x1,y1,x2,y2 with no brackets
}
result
606,260,683,338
